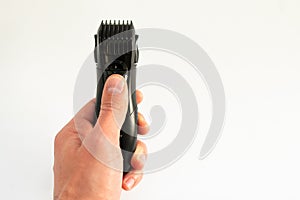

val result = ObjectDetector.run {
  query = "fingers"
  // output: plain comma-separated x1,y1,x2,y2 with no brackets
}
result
136,90,143,104
121,92,149,190
122,140,147,190
138,113,150,135
122,170,143,191
136,90,150,135
131,140,147,170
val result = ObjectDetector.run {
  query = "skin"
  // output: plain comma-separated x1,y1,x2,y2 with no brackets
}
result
54,74,149,200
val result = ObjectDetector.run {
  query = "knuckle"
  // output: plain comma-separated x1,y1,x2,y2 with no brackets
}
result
54,132,64,148
101,100,122,112
54,134,60,145
136,140,147,154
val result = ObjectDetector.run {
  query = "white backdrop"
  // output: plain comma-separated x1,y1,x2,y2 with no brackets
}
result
1,0,300,199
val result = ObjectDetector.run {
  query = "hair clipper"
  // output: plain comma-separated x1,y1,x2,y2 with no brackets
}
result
94,20,139,173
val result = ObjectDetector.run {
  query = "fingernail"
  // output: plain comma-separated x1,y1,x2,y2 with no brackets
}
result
107,75,124,94
138,154,146,164
125,178,135,189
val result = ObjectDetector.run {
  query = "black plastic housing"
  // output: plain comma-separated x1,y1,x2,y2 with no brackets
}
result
94,20,139,173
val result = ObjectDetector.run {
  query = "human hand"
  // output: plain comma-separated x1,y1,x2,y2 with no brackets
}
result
53,74,149,200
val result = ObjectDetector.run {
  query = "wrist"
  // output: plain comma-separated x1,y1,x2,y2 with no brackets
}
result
56,170,121,200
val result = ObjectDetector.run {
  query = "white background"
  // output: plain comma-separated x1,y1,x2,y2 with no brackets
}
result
1,0,300,199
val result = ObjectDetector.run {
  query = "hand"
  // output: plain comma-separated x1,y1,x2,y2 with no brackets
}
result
53,74,149,200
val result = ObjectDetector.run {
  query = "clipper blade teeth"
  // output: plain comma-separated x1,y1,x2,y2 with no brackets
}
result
94,20,138,58
98,20,134,43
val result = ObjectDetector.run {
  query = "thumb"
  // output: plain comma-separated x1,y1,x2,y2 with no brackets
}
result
97,74,128,146
80,74,128,171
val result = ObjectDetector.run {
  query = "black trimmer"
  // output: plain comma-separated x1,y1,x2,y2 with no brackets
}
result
94,20,139,173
